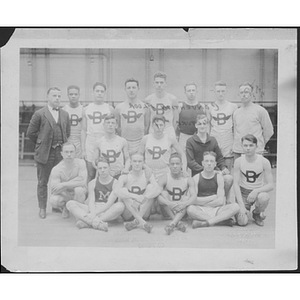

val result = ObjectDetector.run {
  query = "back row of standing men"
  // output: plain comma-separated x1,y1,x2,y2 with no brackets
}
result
27,71,274,226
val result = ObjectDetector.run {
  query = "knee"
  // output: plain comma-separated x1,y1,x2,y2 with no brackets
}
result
66,200,76,210
257,192,269,205
74,187,86,199
236,212,249,226
114,201,125,213
231,203,240,214
50,195,64,207
186,205,196,217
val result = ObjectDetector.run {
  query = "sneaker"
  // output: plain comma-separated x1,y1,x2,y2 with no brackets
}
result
143,222,153,234
192,220,209,229
92,217,108,232
52,207,62,213
124,220,138,231
62,206,69,219
218,219,235,227
252,211,266,227
164,224,175,235
76,220,90,229
176,221,187,232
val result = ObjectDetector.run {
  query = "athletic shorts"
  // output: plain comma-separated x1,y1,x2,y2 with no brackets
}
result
127,139,142,155
68,136,82,158
85,134,101,162
240,186,254,211
178,132,192,153
152,167,170,181
194,205,221,218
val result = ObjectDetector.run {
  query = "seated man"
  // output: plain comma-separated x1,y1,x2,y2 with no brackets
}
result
187,151,239,228
114,152,161,233
66,157,125,231
48,142,87,218
157,153,196,235
233,134,274,226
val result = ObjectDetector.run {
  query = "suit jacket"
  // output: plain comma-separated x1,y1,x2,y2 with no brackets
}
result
27,106,70,164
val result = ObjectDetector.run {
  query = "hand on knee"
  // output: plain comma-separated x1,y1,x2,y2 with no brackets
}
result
236,212,248,226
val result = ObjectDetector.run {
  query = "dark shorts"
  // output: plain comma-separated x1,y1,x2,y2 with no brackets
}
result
240,186,253,211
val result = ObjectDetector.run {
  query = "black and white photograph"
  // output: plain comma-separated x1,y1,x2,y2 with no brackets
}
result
1,28,297,272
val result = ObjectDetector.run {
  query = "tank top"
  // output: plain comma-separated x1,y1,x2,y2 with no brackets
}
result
178,102,206,135
165,173,188,201
240,154,264,189
63,104,83,140
197,172,218,197
117,100,146,142
125,171,149,195
97,135,125,176
94,176,115,203
145,134,171,170
85,103,111,137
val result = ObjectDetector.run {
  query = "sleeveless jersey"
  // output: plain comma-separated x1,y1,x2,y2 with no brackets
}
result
146,93,176,133
62,104,83,140
94,176,115,203
85,103,111,137
125,171,149,196
240,154,264,190
209,101,237,157
145,134,171,170
97,135,125,176
117,100,146,142
197,172,218,197
178,102,206,135
165,173,188,202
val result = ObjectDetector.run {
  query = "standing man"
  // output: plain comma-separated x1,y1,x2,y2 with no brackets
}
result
233,134,274,226
177,82,208,153
114,78,150,155
93,114,131,179
157,153,196,235
233,82,274,160
187,151,240,228
63,85,83,158
186,114,233,200
48,142,87,218
208,81,238,171
27,87,70,219
144,71,179,138
81,82,114,182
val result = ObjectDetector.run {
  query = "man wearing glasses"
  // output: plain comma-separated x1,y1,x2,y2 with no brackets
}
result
232,82,274,161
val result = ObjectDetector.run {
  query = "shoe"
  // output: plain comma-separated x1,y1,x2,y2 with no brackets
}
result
143,222,153,233
176,221,187,232
192,220,209,229
39,208,46,219
52,207,61,213
164,224,175,235
76,220,90,229
252,211,266,227
92,217,108,232
124,220,138,231
62,206,69,219
218,219,235,227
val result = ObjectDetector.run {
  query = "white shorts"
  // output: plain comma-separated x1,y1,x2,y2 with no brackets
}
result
178,132,192,153
194,205,221,218
85,134,102,162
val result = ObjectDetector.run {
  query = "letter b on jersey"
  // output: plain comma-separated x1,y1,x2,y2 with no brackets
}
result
151,146,166,160
126,111,141,124
92,112,106,124
216,113,227,125
245,171,259,183
70,114,81,126
172,188,182,201
131,186,142,195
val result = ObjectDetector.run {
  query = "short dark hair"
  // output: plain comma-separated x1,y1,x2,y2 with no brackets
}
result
93,82,107,91
95,156,110,167
152,114,166,124
203,151,217,160
241,134,258,145
169,152,182,163
130,151,144,160
154,71,167,81
61,142,76,151
125,78,139,88
184,82,198,91
214,80,227,87
67,85,80,93
47,87,61,95
196,113,207,122
104,113,117,122
239,82,253,92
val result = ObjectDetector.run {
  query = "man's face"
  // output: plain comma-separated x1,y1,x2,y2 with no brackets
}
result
239,85,253,105
195,117,208,133
68,88,80,106
47,89,61,108
169,157,182,175
202,154,216,172
153,77,166,92
152,120,165,134
97,161,110,178
242,139,257,156
104,118,117,134
214,85,226,101
131,154,144,172
125,82,139,100
61,144,76,161
93,85,106,103
185,84,197,101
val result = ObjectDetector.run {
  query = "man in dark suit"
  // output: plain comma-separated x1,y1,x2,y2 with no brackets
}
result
27,87,70,219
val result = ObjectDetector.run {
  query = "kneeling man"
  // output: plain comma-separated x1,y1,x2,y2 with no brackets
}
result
67,157,125,231
187,151,239,228
48,142,87,218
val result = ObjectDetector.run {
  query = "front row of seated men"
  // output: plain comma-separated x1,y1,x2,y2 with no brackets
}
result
48,128,274,234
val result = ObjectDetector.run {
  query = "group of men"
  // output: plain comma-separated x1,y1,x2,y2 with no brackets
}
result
26,71,275,235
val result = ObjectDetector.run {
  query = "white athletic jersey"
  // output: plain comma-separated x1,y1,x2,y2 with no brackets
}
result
96,135,126,176
116,100,146,142
85,103,111,137
165,173,188,202
125,171,149,195
145,92,176,134
240,154,265,190
209,101,238,158
145,134,171,171
63,104,83,139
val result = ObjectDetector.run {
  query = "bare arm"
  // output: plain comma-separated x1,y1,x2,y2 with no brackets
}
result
122,140,131,173
233,158,246,213
170,136,187,170
113,175,141,201
114,105,122,136
144,105,151,135
81,107,87,159
87,180,97,214
207,173,225,207
157,175,174,207
172,97,179,132
61,160,87,189
261,108,274,144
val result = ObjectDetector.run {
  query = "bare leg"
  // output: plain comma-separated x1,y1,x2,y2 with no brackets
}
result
74,187,86,203
98,202,125,222
206,203,240,226
86,161,96,183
